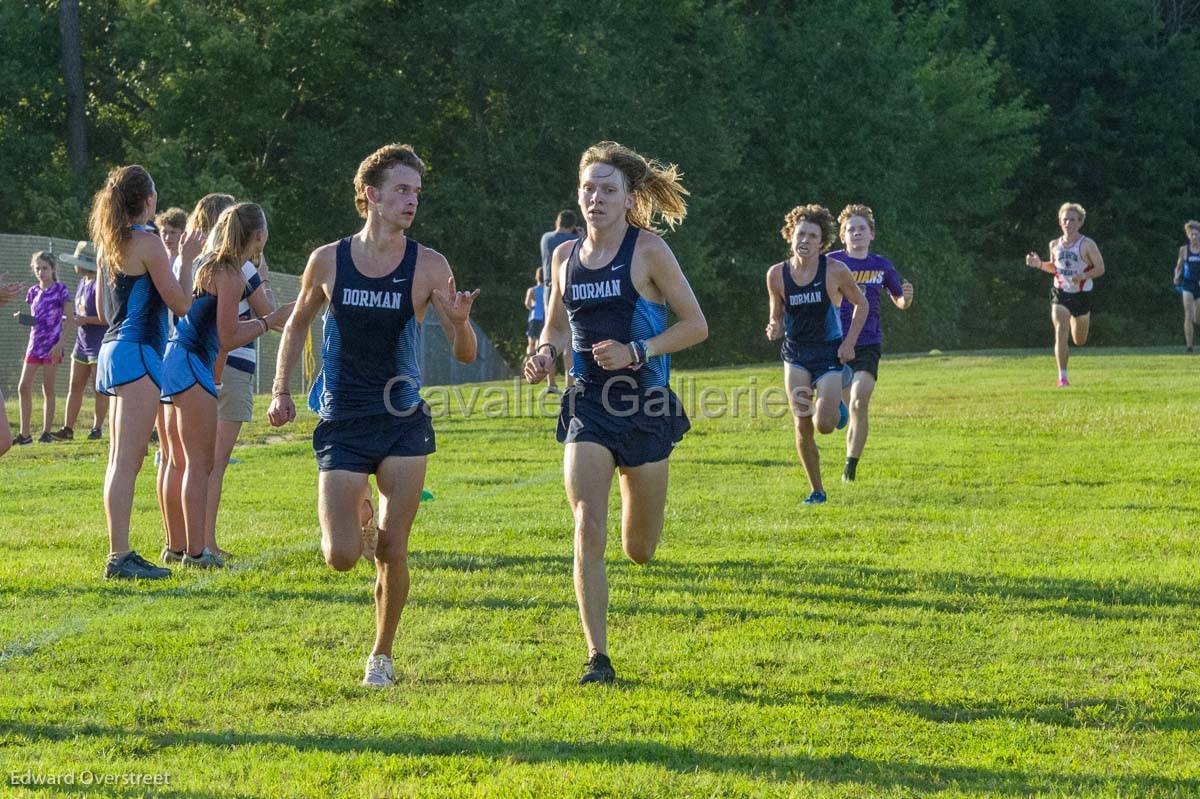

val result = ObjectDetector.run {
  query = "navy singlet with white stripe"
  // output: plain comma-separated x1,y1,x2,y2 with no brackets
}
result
780,255,842,362
308,237,421,419
562,226,670,391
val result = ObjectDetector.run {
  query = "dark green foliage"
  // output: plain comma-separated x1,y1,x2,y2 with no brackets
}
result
2,0,1196,360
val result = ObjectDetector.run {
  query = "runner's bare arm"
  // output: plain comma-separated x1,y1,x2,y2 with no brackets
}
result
765,264,785,341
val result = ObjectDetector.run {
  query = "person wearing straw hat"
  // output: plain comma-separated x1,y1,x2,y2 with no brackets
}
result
52,241,109,441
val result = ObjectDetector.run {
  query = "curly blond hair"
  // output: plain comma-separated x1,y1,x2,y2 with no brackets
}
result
838,204,875,234
354,143,426,219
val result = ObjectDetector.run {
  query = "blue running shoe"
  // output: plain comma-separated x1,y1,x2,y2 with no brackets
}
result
803,490,827,505
836,401,849,430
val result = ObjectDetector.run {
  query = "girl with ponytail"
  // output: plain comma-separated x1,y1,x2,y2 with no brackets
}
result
157,192,235,566
522,141,708,685
90,165,198,581
160,203,293,567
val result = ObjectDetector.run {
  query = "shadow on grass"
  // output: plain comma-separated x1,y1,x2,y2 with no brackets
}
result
691,683,1200,732
411,551,1200,620
1,719,1195,797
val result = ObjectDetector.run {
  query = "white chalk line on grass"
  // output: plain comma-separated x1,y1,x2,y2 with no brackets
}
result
0,541,317,668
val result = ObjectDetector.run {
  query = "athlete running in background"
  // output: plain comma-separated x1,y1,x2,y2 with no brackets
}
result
525,141,708,686
268,143,479,687
1173,220,1200,352
766,204,867,505
1025,202,1106,386
524,268,558,392
827,205,913,482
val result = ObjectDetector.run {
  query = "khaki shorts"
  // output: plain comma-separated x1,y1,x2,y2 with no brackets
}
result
218,366,254,423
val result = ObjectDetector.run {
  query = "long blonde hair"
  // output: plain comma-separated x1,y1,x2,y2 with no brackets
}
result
194,203,265,294
187,193,236,237
578,141,688,232
87,165,155,285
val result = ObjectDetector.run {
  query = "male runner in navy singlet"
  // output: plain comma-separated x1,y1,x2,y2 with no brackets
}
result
268,144,479,687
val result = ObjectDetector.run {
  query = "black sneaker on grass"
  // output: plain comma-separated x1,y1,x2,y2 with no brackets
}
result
50,426,74,441
37,432,54,443
88,427,103,440
14,434,32,446
580,652,616,685
105,550,171,580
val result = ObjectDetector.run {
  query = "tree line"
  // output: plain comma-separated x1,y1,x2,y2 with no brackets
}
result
3,0,1198,364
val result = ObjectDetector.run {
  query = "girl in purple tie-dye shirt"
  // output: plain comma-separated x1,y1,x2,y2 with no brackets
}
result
13,252,73,444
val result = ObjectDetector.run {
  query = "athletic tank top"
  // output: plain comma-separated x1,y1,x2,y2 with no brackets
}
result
780,255,843,361
562,226,669,391
529,285,545,322
170,260,261,370
1051,236,1093,293
1184,246,1200,281
308,236,421,420
102,271,166,350
102,225,168,350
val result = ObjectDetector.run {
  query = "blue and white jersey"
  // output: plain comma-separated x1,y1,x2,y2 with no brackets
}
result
226,261,261,374
562,226,669,392
1183,246,1200,282
308,237,422,420
169,260,261,370
779,254,842,362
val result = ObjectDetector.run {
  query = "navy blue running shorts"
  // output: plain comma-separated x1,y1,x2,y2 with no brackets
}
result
556,384,689,468
782,341,844,379
313,404,436,473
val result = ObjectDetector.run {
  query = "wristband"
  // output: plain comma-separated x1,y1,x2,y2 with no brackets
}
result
629,339,647,370
273,390,291,399
257,316,268,335
536,342,558,360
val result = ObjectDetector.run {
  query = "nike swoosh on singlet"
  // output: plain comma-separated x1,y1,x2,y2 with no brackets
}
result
611,263,625,271
393,277,407,283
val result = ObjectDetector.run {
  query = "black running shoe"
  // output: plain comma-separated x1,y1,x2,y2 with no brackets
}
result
88,427,102,440
579,652,616,685
105,550,171,580
37,432,54,443
50,426,74,441
14,434,32,446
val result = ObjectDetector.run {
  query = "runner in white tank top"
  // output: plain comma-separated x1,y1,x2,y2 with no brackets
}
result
1025,202,1106,386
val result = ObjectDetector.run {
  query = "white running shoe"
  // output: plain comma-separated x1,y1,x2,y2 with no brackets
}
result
362,654,395,687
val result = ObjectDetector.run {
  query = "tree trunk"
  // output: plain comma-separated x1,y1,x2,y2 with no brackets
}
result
59,0,88,172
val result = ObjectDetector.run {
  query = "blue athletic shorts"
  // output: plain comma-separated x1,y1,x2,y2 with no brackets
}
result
95,340,162,396
782,341,845,380
1178,278,1200,296
556,384,690,468
160,341,217,402
313,405,436,473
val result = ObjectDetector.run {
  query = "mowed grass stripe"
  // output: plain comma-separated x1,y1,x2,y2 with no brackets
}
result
1,349,1198,797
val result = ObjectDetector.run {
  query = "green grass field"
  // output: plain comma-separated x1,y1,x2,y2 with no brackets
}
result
1,349,1198,798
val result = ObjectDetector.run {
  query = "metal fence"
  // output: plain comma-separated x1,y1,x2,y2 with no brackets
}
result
0,233,511,398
